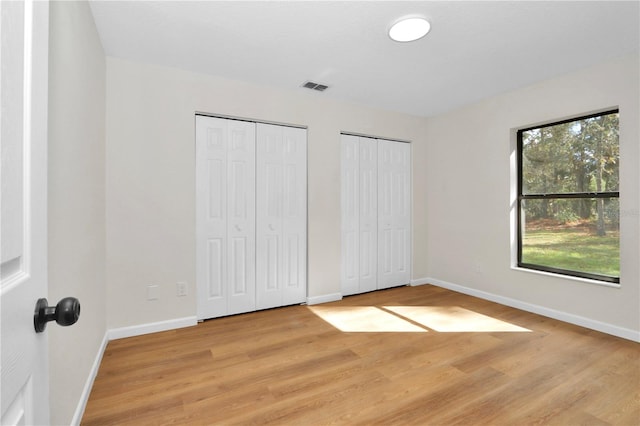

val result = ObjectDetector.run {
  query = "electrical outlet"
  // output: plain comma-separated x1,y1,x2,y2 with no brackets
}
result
147,284,159,301
177,282,188,297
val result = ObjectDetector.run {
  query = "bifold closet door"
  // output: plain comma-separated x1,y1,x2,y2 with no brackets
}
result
256,123,307,310
377,139,411,289
196,116,256,319
341,135,411,296
341,135,378,296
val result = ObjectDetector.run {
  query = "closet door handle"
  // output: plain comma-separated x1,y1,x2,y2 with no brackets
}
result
268,224,275,232
234,224,242,232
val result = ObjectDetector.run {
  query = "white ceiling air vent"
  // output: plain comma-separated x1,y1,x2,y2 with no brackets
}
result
302,81,329,92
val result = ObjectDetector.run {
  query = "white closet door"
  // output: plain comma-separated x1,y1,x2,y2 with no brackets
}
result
256,123,307,310
281,126,307,305
226,120,257,314
377,139,411,289
358,138,378,293
196,116,256,319
341,135,360,296
341,135,378,296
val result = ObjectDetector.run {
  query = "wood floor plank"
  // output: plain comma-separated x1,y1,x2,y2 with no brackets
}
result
82,285,640,425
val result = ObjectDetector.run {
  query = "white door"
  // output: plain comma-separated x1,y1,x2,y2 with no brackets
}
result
256,123,307,310
1,0,50,424
377,139,411,289
340,135,378,296
358,138,378,293
196,116,256,319
340,135,360,295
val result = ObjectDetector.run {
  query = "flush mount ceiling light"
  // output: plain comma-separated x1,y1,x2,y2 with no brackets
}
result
388,17,431,42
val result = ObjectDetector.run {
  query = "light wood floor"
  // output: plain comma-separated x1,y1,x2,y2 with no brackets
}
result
82,285,640,425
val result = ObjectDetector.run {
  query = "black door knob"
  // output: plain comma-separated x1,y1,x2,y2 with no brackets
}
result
34,297,80,333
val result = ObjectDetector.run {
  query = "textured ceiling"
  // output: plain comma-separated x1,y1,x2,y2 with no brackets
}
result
89,1,639,117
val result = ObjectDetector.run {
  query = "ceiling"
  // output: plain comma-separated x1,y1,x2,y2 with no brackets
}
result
88,1,639,118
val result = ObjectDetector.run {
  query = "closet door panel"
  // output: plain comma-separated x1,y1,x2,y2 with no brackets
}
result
377,140,394,288
281,126,307,305
393,141,411,283
341,135,360,296
196,116,229,318
377,139,411,289
226,120,256,315
358,137,378,293
256,124,283,309
256,124,307,309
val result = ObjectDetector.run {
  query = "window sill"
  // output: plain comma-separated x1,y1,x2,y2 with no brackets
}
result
511,266,621,289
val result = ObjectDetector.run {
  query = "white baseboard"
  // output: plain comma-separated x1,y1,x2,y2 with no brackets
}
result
423,277,640,342
71,331,109,426
108,316,198,340
306,293,343,305
410,278,431,286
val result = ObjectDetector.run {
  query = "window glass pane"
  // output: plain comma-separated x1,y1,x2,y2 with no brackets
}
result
521,198,619,278
521,113,619,194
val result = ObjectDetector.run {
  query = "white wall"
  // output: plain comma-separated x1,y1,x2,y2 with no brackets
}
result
48,1,106,424
105,57,428,329
424,54,640,337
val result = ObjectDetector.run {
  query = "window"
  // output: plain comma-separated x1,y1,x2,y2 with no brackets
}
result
517,110,620,284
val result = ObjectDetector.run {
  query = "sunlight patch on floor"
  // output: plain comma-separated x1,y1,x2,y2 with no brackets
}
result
308,305,531,333
308,306,427,333
383,306,531,332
